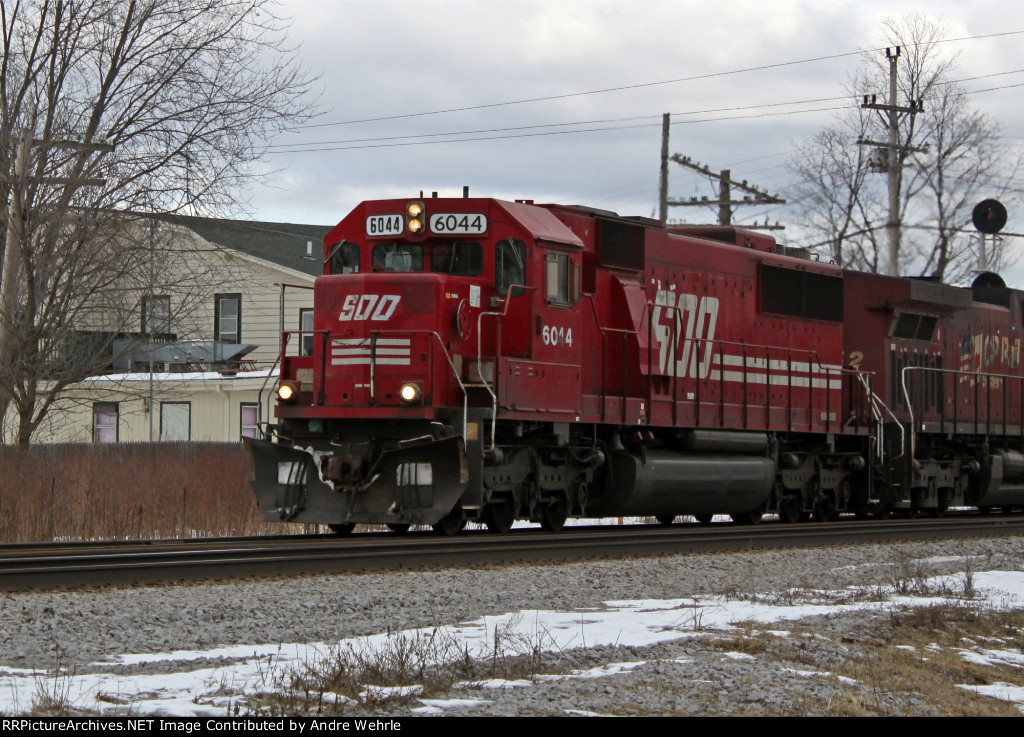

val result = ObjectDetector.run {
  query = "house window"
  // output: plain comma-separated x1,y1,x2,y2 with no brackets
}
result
241,403,260,439
142,295,170,336
300,309,314,357
93,402,118,443
160,402,191,441
215,293,241,343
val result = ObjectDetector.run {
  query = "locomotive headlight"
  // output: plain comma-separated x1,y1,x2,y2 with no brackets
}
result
399,382,421,404
406,201,425,234
277,382,298,403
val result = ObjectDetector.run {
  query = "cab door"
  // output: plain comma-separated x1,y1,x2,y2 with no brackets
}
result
500,242,582,415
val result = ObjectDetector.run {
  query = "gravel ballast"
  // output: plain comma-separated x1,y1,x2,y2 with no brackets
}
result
2,534,1024,716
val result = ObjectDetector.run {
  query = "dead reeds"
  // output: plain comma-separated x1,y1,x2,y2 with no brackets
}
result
0,442,296,542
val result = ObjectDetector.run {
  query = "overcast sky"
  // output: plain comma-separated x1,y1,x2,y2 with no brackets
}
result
248,0,1024,254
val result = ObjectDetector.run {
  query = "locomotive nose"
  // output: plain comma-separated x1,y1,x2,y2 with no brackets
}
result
315,273,465,408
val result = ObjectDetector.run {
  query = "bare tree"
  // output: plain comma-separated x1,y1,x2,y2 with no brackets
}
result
0,0,317,446
789,110,884,272
788,14,1021,282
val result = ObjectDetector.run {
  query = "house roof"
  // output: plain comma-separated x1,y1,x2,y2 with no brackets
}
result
157,214,332,277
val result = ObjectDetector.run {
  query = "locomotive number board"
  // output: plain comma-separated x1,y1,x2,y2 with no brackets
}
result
429,213,487,235
366,214,404,237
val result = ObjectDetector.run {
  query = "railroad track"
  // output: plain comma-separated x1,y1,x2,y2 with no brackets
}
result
3,515,1024,592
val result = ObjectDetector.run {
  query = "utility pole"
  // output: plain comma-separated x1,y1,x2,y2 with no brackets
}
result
666,154,786,229
858,46,925,277
658,114,670,226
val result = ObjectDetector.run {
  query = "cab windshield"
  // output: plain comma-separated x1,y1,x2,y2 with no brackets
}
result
372,241,482,275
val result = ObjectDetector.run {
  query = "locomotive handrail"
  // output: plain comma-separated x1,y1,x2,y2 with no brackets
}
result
901,365,1024,458
428,330,469,442
256,341,284,438
475,285,530,452
276,282,315,354
854,371,903,464
583,294,641,424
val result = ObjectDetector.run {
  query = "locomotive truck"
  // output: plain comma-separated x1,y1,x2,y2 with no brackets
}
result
245,193,1024,534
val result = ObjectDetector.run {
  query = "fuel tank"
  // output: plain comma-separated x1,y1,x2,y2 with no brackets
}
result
974,449,1024,508
590,449,775,517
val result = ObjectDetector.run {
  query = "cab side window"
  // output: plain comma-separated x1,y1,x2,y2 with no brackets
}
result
545,250,579,305
495,238,526,297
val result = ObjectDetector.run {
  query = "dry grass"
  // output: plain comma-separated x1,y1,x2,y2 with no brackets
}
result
799,604,1024,716
249,616,570,716
0,442,307,542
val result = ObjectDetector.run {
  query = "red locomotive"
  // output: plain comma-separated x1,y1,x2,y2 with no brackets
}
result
245,193,1024,534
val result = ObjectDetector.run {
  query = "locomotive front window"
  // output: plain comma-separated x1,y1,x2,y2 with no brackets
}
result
327,241,360,275
372,243,423,272
430,241,482,276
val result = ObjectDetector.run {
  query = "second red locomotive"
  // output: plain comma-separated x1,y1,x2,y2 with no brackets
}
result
246,193,1024,533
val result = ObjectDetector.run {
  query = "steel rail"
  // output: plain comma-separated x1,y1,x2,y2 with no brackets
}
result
2,516,1023,592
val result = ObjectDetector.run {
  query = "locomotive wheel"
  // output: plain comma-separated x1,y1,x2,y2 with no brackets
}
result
483,501,516,534
329,523,355,536
778,497,805,524
655,515,676,526
539,495,569,532
730,511,763,525
387,523,411,534
433,514,466,536
693,514,714,525
812,494,838,523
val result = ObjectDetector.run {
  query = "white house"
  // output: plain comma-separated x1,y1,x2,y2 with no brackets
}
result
26,215,331,444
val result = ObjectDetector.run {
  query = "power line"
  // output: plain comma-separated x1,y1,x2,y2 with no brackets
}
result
267,73,1024,155
268,96,853,150
297,29,1024,130
268,106,852,154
